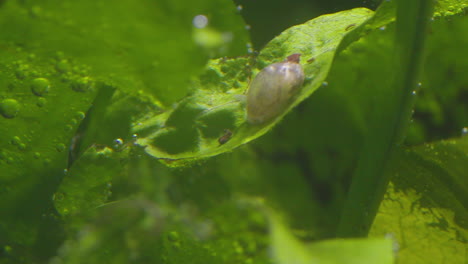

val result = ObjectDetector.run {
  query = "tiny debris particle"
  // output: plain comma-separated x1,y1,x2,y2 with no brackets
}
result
218,129,233,145
345,23,356,31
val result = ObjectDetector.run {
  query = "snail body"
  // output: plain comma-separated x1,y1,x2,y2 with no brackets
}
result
246,54,304,124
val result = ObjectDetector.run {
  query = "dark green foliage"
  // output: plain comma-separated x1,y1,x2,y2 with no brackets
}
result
0,0,467,264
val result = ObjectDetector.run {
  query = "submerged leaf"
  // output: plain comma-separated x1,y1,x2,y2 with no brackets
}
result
370,137,468,264
134,8,375,164
268,211,394,264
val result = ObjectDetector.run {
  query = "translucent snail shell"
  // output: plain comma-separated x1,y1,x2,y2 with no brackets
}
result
246,54,305,124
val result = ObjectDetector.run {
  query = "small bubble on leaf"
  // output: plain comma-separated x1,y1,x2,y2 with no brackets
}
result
75,111,86,120
11,136,21,146
56,59,71,73
0,99,20,118
31,77,51,96
71,77,94,92
36,97,47,107
56,143,66,152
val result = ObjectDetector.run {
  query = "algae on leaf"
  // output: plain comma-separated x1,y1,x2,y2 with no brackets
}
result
371,137,468,264
134,8,375,165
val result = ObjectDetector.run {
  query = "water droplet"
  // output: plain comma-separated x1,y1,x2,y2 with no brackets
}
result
379,26,386,31
33,152,41,159
462,127,468,136
71,77,94,92
6,157,14,164
75,111,86,120
0,99,20,118
36,97,47,107
15,64,30,79
322,81,329,87
193,14,208,29
18,143,26,150
236,5,243,12
55,59,71,73
417,82,422,88
167,231,180,242
10,136,21,146
412,90,417,95
56,143,66,152
31,77,51,96
64,125,73,132
245,25,251,30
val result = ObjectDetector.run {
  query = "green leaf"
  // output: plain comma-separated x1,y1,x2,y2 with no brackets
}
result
0,0,248,259
336,0,434,236
0,0,248,106
268,211,394,264
54,146,127,217
370,137,468,264
134,8,374,165
0,43,97,251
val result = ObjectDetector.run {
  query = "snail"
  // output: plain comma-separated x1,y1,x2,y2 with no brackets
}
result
246,53,305,124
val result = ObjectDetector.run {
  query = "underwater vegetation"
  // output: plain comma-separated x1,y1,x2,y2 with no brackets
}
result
0,0,467,263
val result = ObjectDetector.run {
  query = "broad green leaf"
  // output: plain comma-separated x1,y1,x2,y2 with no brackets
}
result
370,137,468,264
335,0,434,236
54,146,127,218
268,211,394,264
406,14,468,145
0,0,248,260
134,8,374,165
0,0,248,106
0,43,97,252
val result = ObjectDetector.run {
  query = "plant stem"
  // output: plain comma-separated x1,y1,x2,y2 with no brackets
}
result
336,0,434,237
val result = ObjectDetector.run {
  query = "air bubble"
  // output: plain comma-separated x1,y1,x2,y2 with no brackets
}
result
56,143,66,152
193,15,208,29
31,77,50,96
75,111,86,120
462,127,468,136
15,64,30,79
0,99,20,118
11,136,21,146
71,77,94,92
36,97,47,107
56,59,71,73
